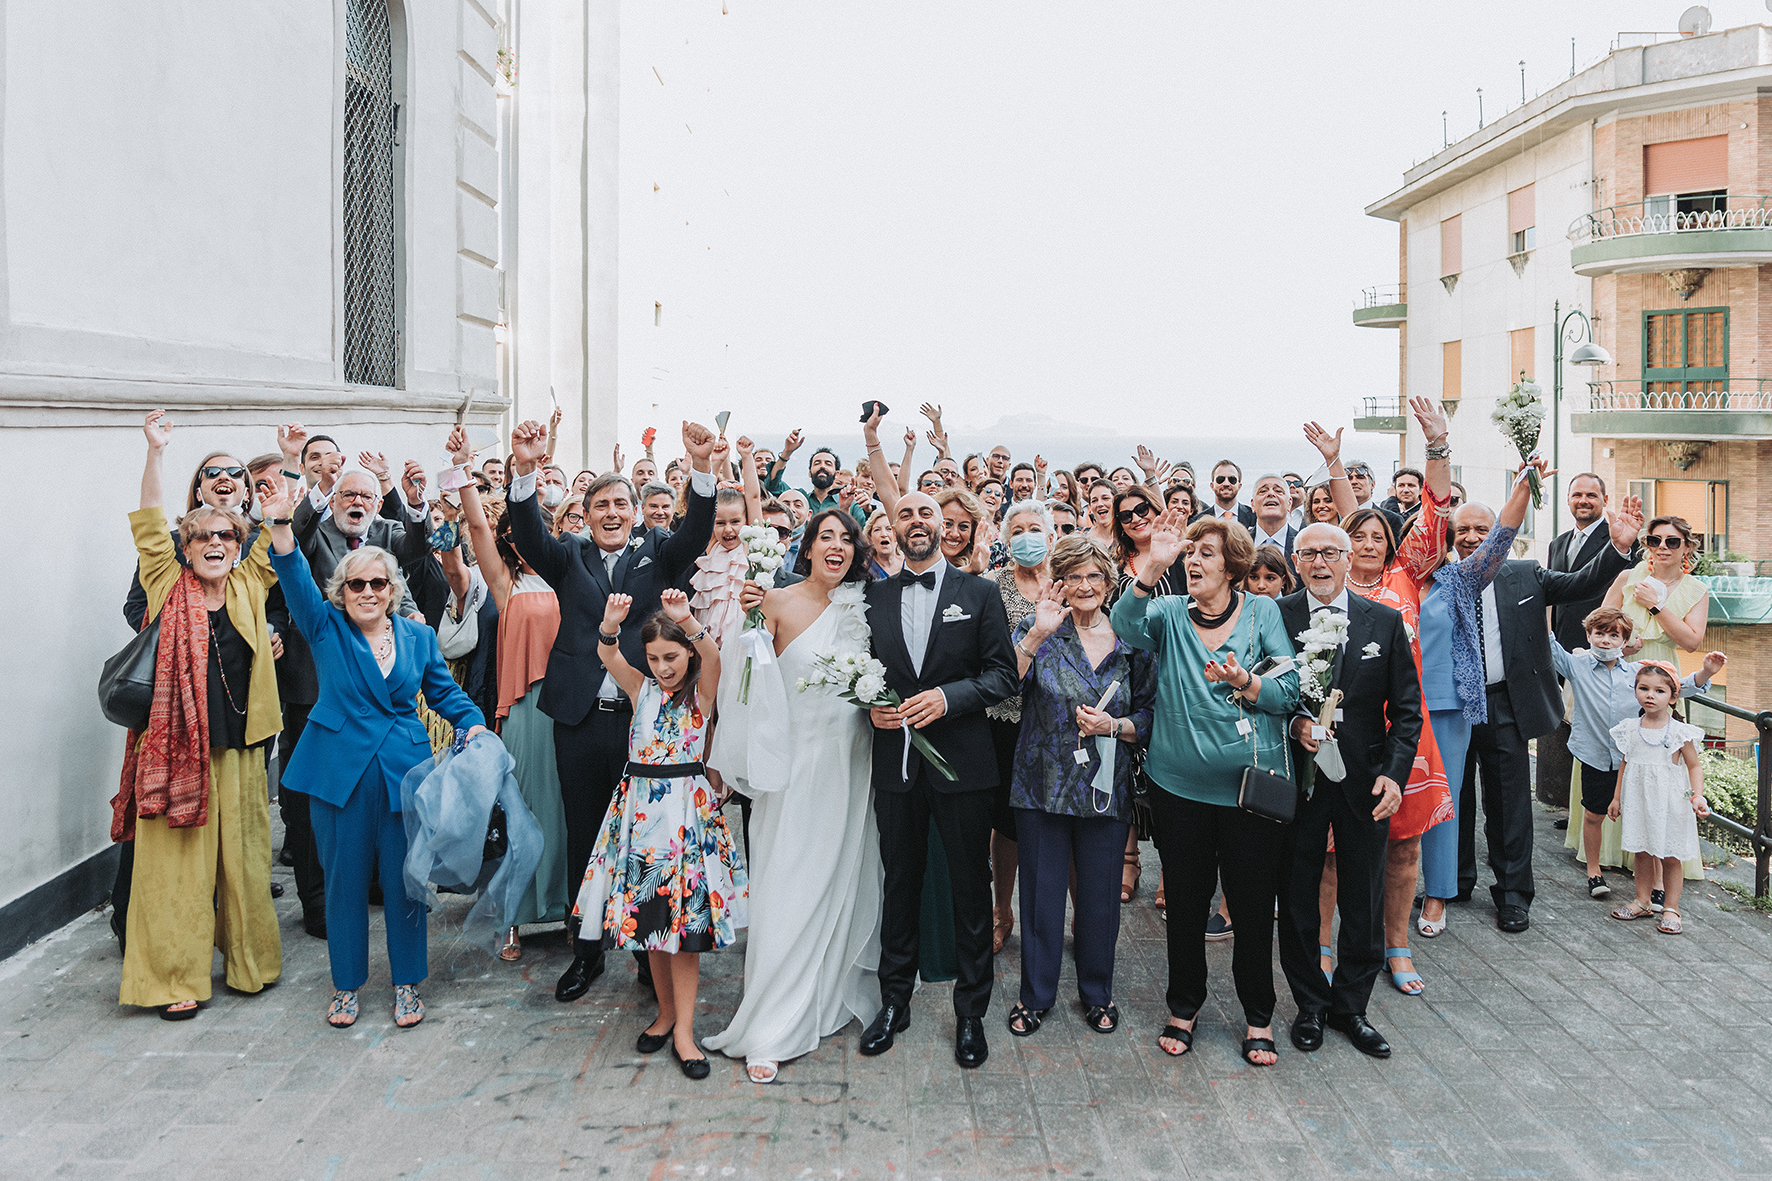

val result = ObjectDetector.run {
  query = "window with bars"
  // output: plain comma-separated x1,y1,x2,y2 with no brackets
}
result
343,0,398,387
1642,307,1726,402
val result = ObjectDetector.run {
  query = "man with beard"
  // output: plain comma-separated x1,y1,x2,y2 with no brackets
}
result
801,447,847,513
1248,474,1299,558
1008,463,1038,504
1207,460,1256,529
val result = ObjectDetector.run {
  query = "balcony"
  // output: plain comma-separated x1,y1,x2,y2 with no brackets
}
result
1352,395,1406,434
1572,382,1772,440
1352,285,1406,328
1695,576,1772,626
1567,196,1772,277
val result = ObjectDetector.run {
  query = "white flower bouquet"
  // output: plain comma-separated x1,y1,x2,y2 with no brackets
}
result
735,524,789,703
1491,380,1546,507
1294,608,1349,708
799,650,957,781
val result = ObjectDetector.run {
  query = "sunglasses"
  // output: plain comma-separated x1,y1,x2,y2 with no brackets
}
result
768,524,793,541
188,529,240,545
344,577,392,593
1213,475,1240,485
1642,535,1686,549
1347,466,1374,479
1115,502,1156,525
1287,479,1304,489
1056,522,1078,534
199,465,247,481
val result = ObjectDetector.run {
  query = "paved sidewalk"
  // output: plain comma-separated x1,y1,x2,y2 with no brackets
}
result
4,804,1772,1180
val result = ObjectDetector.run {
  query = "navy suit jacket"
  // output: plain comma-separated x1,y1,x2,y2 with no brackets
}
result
269,545,484,810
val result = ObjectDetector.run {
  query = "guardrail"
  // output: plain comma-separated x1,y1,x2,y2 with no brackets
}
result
1356,285,1405,308
1585,382,1772,411
1682,695,1772,897
1358,396,1405,418
1568,195,1772,244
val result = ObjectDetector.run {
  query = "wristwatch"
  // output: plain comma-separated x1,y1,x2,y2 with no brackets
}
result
267,516,294,526
1648,605,1661,616
597,629,620,645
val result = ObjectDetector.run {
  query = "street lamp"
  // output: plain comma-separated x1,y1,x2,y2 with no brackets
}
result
1550,299,1612,540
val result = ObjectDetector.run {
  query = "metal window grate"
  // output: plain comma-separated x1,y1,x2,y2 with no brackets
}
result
343,0,396,386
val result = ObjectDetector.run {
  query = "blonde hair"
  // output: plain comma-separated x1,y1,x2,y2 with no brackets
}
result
324,545,406,616
179,504,252,551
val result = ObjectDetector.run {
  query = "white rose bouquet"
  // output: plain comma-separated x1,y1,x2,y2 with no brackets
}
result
735,524,789,703
1294,608,1349,708
1491,379,1546,507
799,650,957,781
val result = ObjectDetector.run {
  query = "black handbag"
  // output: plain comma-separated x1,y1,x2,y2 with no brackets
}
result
98,615,163,732
1232,630,1296,825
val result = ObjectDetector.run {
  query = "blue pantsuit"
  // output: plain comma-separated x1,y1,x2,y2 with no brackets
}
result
1419,709,1471,900
311,758,429,990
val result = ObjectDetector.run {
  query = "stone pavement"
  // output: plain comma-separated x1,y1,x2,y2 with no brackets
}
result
5,804,1772,1181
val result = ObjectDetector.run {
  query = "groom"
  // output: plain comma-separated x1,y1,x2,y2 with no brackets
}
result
861,491,1017,1068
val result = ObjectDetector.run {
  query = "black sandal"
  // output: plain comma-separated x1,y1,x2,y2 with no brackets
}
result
1157,1021,1194,1057
1084,1004,1120,1034
1006,1003,1047,1038
1241,1036,1278,1067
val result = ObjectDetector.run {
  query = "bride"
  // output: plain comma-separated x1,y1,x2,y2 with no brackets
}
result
705,508,883,1084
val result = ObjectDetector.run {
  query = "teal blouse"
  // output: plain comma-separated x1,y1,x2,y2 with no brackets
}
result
1110,590,1300,808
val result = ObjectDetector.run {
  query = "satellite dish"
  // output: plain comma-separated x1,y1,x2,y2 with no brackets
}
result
1679,5,1712,35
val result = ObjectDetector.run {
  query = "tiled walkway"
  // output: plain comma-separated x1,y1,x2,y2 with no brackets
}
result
4,805,1771,1179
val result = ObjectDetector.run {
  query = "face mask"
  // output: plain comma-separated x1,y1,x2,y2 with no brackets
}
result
1008,531,1049,567
541,484,564,508
246,501,265,523
1588,634,1624,661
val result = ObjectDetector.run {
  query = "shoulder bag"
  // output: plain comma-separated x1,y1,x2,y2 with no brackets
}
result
1230,620,1296,825
98,615,163,732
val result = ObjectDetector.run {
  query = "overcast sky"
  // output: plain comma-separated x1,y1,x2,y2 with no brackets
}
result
616,0,1768,443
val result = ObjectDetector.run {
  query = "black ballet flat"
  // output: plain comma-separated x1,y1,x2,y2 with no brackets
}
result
671,1041,711,1079
636,1024,673,1054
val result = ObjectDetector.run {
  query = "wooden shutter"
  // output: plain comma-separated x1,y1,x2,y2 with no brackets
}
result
1507,185,1535,234
1440,215,1462,276
1509,327,1535,383
1644,136,1728,194
1443,340,1462,400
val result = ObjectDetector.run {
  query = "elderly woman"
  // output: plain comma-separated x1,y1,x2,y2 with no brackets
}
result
987,499,1054,952
1112,511,1299,1067
260,481,487,1031
1007,536,1155,1037
116,411,283,1020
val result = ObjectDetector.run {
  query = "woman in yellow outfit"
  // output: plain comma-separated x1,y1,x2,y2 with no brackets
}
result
114,410,283,1018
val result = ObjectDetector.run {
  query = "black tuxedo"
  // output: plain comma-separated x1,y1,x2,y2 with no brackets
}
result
1459,544,1632,911
1547,522,1625,653
864,562,1017,1017
507,475,715,957
1276,590,1421,1018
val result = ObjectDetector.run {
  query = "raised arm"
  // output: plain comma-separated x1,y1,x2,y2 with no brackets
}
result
140,409,171,510
505,419,572,589
659,590,721,716
450,425,516,608
1303,422,1357,518
597,593,647,702
735,435,763,524
658,420,718,582
862,406,902,519
260,479,330,639
898,428,917,494
1410,396,1452,504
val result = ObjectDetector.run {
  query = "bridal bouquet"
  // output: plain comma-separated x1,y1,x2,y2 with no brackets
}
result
1294,608,1348,709
735,524,789,703
798,650,957,781
1492,379,1546,507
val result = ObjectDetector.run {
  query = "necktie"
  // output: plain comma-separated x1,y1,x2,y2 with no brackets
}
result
1475,590,1488,680
348,536,361,550
898,568,937,590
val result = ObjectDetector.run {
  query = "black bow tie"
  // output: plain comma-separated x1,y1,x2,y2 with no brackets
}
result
898,568,937,590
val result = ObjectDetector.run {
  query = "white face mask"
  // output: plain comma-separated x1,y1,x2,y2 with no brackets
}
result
541,483,565,508
1587,633,1624,661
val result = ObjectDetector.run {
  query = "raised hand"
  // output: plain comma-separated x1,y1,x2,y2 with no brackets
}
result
862,404,885,442
1028,578,1070,640
358,451,390,481
919,402,944,431
710,435,731,475
641,426,657,453
142,409,173,451
1303,421,1343,466
682,420,715,467
602,592,634,628
1146,507,1189,570
612,442,625,474
446,425,473,467
903,425,917,450
1409,394,1448,442
550,405,564,431
1608,492,1645,551
659,587,693,625
781,429,804,458
510,419,549,469
1034,454,1047,474
735,434,755,459
1134,445,1159,478
1202,650,1244,684
401,459,426,504
1702,650,1728,678
258,475,295,522
278,422,307,462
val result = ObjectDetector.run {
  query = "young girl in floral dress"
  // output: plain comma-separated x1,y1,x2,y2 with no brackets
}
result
575,588,749,1078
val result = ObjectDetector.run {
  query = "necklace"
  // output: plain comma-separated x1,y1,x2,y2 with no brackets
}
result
1188,591,1240,629
364,622,394,662
208,616,247,716
1347,571,1383,590
1074,612,1106,631
1639,719,1671,747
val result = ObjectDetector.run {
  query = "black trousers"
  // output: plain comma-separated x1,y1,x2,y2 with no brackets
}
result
277,704,327,920
553,706,633,958
1277,779,1389,1019
1015,807,1126,1010
1148,789,1285,1028
1466,685,1535,911
1457,738,1479,900
874,769,995,1017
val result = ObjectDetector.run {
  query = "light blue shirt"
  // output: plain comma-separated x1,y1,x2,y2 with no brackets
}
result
1549,638,1708,770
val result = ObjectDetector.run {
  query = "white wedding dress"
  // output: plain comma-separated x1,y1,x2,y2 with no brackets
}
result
704,583,883,1069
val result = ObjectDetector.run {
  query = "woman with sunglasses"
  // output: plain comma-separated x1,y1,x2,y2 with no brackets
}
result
261,473,487,1031
114,411,285,1021
447,427,572,963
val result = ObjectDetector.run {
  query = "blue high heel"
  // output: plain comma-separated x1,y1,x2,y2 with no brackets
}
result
1387,947,1424,996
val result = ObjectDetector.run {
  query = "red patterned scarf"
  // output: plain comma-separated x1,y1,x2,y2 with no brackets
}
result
111,569,212,841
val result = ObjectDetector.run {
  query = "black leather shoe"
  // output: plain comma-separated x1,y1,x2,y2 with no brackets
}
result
269,882,284,899
279,847,295,868
1497,905,1530,933
303,912,327,940
555,953,605,1002
859,1003,910,1056
1290,1010,1325,1052
1327,1012,1392,1059
954,1016,989,1068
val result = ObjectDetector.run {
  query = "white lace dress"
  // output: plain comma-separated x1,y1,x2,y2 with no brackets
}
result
1612,717,1704,862
703,583,883,1068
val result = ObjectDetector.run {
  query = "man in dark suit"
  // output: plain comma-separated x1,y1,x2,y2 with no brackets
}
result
1277,523,1421,1060
1205,460,1256,529
858,491,1017,1069
1247,473,1299,558
506,418,718,1001
1451,493,1642,931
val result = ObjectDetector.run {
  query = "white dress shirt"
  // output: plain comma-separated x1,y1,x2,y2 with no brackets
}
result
1558,517,1605,569
900,557,949,677
1306,586,1351,615
1253,521,1290,550
1480,583,1505,684
1287,506,1305,530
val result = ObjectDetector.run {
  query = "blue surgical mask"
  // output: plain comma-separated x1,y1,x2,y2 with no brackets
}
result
1008,531,1049,567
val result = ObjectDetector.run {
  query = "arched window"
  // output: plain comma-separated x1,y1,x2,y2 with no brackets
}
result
343,0,398,386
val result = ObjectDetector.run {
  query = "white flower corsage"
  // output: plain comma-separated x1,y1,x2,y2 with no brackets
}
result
1362,641,1381,658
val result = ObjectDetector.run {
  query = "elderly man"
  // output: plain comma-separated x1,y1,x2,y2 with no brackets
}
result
1248,474,1298,558
1450,491,1641,930
1278,522,1421,1059
506,418,718,1001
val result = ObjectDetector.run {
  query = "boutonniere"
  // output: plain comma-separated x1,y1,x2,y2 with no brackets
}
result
628,536,644,551
941,604,968,622
1362,641,1381,659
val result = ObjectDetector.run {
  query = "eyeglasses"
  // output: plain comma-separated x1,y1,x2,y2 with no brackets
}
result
1115,502,1156,525
343,577,391,593
1213,475,1240,485
564,512,586,527
1060,572,1108,587
1295,547,1346,563
334,490,379,504
1642,535,1686,549
198,465,247,481
188,529,240,545
1055,522,1078,534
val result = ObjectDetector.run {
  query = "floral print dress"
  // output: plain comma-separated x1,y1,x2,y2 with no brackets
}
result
574,679,749,953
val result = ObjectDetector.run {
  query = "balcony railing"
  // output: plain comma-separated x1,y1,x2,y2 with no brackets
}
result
1356,284,1405,308
1352,396,1407,433
1585,381,1772,411
1352,285,1406,329
1568,195,1772,244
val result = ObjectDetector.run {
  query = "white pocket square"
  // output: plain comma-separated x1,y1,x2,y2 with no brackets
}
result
941,609,971,623
634,556,653,569
1361,652,1382,660
1517,596,1534,605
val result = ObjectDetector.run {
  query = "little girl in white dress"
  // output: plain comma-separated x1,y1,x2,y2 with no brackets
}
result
1606,662,1709,934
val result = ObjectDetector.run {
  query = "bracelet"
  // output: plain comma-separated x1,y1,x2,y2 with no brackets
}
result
1016,636,1038,657
279,468,301,480
1425,442,1451,461
685,627,710,644
1237,670,1254,691
1135,579,1159,595
597,630,620,645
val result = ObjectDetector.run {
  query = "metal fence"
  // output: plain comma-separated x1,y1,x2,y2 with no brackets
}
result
1356,284,1405,308
1684,695,1772,898
1568,194,1772,244
343,0,397,387
1584,381,1772,412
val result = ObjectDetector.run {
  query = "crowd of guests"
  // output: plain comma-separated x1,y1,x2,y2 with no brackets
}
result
105,397,1723,1075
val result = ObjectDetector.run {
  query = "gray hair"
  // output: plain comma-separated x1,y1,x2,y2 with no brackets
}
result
584,472,636,505
638,481,674,501
1251,473,1288,489
324,545,407,616
1296,522,1352,551
1001,498,1053,536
